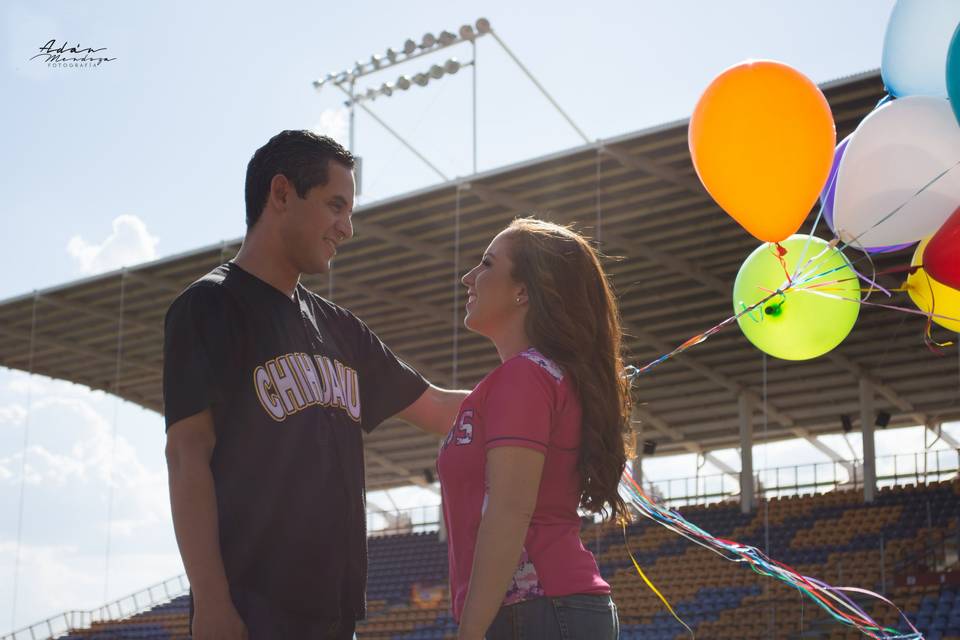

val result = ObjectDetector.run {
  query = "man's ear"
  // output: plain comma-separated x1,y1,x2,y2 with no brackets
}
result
268,174,292,212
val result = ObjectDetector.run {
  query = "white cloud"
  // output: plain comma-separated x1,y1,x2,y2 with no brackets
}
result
311,107,349,145
6,374,48,396
5,370,109,406
0,395,168,532
66,215,159,275
0,367,181,631
0,540,184,631
0,403,26,427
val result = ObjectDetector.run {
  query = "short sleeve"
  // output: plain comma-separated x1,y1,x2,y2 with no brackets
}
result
351,314,429,433
161,285,230,430
483,357,557,454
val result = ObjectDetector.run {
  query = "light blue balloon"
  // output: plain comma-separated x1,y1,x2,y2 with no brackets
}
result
882,0,960,97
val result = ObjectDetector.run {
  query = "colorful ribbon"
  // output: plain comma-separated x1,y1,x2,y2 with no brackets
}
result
618,469,923,639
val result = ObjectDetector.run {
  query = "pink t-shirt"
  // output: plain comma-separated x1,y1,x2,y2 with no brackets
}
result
436,348,610,622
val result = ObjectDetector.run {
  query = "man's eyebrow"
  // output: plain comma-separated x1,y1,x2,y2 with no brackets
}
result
483,251,495,259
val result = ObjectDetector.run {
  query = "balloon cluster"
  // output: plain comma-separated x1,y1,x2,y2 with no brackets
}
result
621,7,959,640
684,1,960,361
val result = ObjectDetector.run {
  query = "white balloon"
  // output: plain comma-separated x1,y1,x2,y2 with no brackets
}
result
833,96,960,249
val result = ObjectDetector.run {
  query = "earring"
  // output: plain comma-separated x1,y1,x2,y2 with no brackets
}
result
516,297,521,303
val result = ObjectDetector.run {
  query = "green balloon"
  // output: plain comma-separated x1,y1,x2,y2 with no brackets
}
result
733,235,860,360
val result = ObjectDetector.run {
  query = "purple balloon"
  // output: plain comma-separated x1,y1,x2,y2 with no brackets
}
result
820,135,912,254
820,137,849,231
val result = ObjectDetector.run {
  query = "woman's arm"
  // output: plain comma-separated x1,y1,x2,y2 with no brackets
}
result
457,446,546,640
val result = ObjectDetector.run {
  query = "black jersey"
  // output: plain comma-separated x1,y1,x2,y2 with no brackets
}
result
162,262,427,620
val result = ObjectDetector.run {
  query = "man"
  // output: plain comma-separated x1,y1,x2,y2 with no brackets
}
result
163,130,464,639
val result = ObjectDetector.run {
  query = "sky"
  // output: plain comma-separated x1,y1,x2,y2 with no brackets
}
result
3,0,959,633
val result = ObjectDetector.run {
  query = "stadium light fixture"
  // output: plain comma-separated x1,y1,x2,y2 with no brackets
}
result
310,18,492,172
345,58,466,105
312,19,490,89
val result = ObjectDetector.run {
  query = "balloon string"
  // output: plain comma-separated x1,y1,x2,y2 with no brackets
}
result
771,242,793,285
795,287,960,326
790,172,830,281
787,160,958,304
618,468,922,639
628,287,785,378
874,93,894,109
836,159,960,252
622,522,695,639
627,163,960,381
850,243,883,303
919,271,954,350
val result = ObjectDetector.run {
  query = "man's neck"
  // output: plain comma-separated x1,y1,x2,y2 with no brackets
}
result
233,234,301,299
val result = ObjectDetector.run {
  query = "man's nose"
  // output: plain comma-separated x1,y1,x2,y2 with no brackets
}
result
338,217,354,241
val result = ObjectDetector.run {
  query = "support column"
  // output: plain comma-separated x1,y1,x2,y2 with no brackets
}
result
860,378,877,503
739,393,755,514
632,413,644,486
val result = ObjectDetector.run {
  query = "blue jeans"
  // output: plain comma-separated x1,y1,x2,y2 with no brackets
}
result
486,594,619,640
189,588,357,639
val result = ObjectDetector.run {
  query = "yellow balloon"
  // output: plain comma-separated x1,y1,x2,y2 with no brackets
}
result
906,237,960,332
689,60,836,243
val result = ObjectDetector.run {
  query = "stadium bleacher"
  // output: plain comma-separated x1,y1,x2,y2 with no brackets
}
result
57,479,959,640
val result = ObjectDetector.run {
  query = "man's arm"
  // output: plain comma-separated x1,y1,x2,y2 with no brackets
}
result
165,410,247,639
398,384,470,436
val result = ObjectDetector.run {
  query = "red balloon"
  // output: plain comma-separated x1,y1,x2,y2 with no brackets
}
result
925,205,960,290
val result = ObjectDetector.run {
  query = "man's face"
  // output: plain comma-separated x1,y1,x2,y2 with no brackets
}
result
282,162,355,275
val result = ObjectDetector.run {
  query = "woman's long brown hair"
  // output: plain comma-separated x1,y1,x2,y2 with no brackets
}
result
504,217,632,522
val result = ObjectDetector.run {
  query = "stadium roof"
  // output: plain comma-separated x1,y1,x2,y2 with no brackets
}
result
2,70,957,491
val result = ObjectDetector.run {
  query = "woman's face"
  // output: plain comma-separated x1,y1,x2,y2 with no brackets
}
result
461,230,525,337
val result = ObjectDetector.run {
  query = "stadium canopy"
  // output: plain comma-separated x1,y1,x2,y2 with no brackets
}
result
1,70,957,493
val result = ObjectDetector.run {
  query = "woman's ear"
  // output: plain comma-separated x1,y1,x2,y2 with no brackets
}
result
515,285,528,306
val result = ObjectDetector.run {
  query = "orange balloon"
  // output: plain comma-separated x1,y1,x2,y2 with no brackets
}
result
689,60,836,243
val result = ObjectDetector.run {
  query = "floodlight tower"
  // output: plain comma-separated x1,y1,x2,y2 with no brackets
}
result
313,18,491,181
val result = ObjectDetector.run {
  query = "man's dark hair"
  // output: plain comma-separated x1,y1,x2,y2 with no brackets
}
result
244,130,355,229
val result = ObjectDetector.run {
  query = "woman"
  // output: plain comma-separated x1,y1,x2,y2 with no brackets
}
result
437,217,632,640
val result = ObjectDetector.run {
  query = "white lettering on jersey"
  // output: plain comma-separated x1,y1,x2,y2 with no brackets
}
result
253,365,286,421
254,352,361,423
